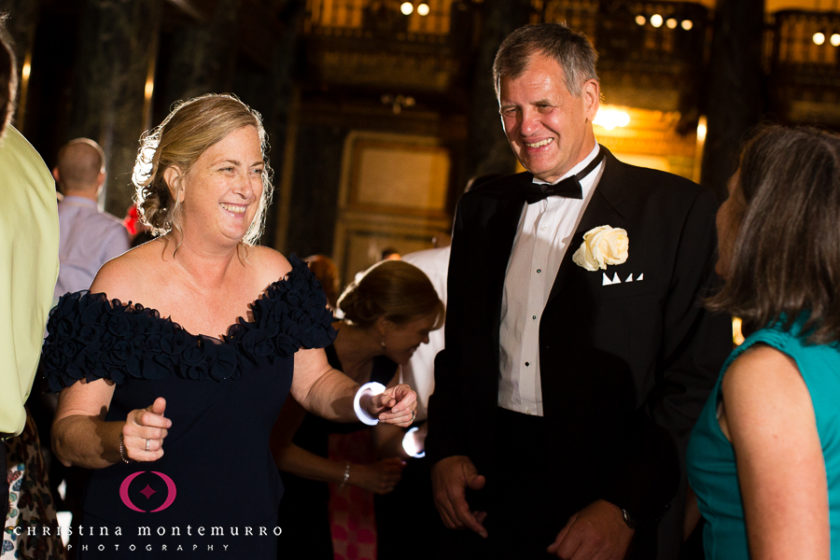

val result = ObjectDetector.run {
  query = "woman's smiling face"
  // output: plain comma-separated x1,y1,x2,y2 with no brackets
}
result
176,125,265,245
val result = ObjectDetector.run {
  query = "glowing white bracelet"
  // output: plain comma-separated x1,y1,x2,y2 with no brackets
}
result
401,426,426,458
353,381,386,426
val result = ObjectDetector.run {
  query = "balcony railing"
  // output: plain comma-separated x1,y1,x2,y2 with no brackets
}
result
772,9,840,82
301,1,840,123
535,1,708,70
305,0,457,38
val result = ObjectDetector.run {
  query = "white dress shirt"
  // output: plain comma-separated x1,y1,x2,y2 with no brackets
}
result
498,144,604,416
399,245,450,422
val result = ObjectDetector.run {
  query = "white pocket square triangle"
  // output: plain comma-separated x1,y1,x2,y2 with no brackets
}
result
602,272,622,286
602,272,644,286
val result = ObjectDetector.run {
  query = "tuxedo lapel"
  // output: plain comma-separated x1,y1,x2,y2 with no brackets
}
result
547,148,629,306
475,177,529,354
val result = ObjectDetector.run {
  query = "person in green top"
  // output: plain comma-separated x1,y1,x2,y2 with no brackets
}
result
687,125,840,559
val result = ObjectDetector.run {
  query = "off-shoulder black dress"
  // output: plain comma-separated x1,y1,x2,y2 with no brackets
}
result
40,257,335,558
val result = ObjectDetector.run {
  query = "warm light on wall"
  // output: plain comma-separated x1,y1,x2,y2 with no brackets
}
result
381,93,415,114
732,317,745,345
144,78,154,101
636,12,694,31
16,52,33,129
693,115,708,184
813,30,840,46
400,2,430,16
593,106,631,130
696,118,707,142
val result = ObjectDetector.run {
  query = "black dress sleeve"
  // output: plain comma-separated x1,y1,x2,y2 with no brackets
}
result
41,255,336,391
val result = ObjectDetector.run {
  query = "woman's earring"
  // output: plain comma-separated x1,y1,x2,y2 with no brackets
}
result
380,338,386,349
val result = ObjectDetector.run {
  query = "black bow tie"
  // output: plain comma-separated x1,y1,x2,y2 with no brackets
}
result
522,148,605,204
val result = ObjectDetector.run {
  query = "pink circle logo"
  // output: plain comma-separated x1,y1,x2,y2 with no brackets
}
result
119,471,177,513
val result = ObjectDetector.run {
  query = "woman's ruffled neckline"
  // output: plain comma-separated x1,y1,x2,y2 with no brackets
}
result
41,255,336,390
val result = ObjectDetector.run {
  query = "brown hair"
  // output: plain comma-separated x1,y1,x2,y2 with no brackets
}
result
305,254,340,311
338,260,444,330
493,23,598,98
133,93,273,245
707,125,840,344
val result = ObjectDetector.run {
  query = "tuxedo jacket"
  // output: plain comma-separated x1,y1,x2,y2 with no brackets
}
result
427,148,732,544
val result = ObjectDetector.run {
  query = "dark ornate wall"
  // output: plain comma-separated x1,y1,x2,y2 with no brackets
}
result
3,0,839,262
701,0,766,199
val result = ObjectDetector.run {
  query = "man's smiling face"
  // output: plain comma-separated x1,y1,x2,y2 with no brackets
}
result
498,51,599,184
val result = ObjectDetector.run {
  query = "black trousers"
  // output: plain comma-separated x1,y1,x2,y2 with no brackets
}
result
375,452,442,560
436,408,659,559
437,408,566,559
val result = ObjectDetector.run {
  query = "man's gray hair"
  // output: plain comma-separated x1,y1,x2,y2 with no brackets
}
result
493,23,599,98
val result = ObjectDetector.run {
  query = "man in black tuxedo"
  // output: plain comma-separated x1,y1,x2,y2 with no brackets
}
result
426,23,732,559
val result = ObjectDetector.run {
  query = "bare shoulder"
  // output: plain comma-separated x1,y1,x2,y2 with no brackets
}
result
245,245,293,286
721,344,809,432
722,344,800,397
90,239,166,302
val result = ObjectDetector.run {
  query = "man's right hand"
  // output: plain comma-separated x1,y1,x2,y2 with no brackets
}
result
431,455,488,538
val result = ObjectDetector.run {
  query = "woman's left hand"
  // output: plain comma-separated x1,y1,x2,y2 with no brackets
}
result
370,384,417,427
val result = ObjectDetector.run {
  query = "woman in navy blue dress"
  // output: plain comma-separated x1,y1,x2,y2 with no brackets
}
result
42,93,417,558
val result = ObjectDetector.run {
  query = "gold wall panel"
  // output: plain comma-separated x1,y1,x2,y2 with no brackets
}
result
334,131,453,285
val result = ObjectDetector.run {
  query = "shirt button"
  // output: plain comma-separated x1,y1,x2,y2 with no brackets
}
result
532,315,537,320
536,268,542,274
525,361,530,367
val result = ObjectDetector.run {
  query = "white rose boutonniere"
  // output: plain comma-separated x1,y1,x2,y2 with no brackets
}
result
572,225,629,271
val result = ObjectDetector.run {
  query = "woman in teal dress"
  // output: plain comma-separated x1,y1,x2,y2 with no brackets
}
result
686,125,840,559
43,93,417,558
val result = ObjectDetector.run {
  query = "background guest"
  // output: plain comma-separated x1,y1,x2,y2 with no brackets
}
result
305,253,341,312
123,203,155,247
687,125,840,559
373,244,449,560
273,258,443,560
52,137,130,299
381,247,401,261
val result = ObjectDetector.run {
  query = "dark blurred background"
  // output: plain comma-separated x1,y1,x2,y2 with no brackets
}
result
2,0,838,282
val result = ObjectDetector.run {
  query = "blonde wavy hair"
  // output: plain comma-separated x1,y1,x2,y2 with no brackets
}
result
132,93,274,246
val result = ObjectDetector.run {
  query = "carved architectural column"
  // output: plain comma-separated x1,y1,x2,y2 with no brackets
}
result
261,2,305,251
68,0,162,217
160,0,241,102
700,0,765,199
465,0,530,180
